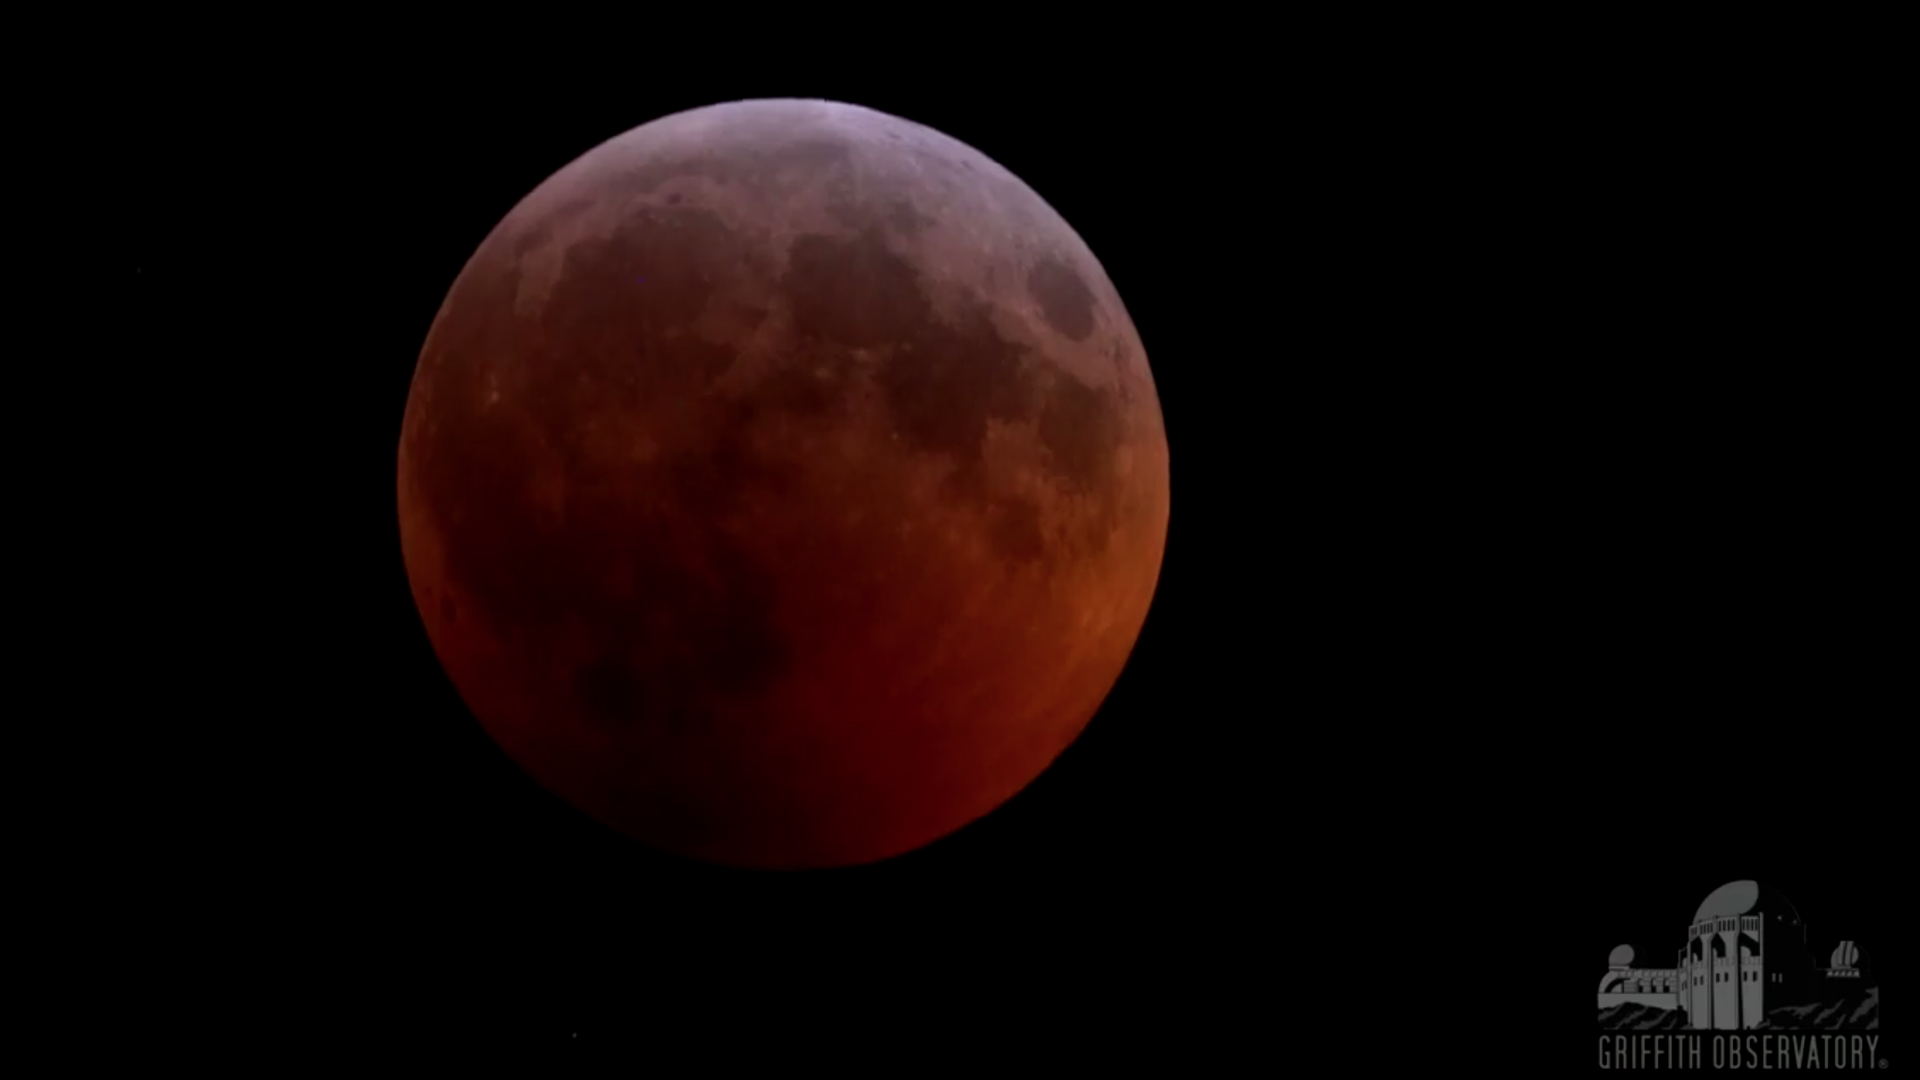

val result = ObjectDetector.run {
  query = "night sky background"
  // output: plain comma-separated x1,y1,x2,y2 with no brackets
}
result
99,46,1898,1062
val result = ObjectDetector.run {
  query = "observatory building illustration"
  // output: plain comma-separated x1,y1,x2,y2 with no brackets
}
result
1597,880,1875,1030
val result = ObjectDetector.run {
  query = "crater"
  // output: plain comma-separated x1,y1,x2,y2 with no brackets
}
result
783,229,931,348
781,228,1039,501
530,205,748,419
413,204,796,735
1037,374,1122,494
563,532,792,732
511,196,597,258
987,496,1047,566
886,200,935,236
670,394,802,517
875,298,1035,487
755,340,859,420
1027,256,1097,341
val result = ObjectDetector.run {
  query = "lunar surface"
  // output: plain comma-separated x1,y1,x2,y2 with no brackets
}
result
397,99,1169,869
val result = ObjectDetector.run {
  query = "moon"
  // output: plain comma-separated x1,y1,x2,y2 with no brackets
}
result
397,99,1169,869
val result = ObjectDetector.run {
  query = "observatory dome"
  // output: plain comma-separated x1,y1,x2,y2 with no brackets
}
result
1694,880,1803,926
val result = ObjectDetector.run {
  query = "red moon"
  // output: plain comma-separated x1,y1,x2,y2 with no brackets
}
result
397,99,1169,869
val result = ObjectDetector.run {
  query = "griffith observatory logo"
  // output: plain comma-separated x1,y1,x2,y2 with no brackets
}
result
1598,880,1882,1070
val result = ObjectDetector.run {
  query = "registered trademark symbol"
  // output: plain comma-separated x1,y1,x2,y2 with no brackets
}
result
1880,1060,1888,1069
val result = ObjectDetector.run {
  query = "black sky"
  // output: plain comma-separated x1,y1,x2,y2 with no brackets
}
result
100,45,1899,1059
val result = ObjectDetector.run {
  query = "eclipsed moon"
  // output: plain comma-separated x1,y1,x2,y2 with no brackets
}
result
397,99,1170,869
